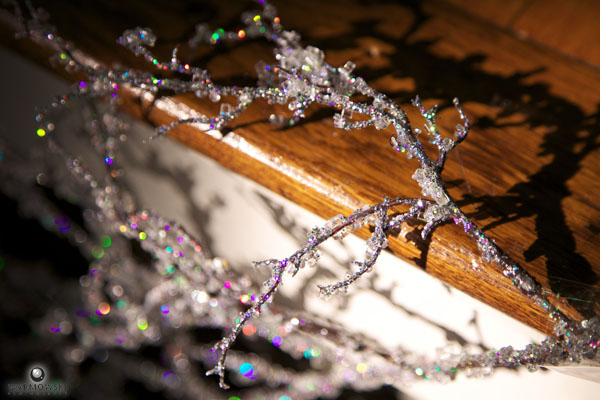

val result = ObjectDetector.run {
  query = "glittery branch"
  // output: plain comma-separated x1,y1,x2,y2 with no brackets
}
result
4,0,600,395
205,196,451,387
318,201,389,298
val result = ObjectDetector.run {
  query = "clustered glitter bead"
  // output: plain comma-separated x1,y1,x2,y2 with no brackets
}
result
3,0,599,397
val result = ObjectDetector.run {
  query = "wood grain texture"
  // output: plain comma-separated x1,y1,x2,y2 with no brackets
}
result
443,0,600,70
1,0,599,335
441,0,531,27
512,0,600,69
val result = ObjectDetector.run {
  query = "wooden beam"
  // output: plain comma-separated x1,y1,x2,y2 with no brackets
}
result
1,0,599,335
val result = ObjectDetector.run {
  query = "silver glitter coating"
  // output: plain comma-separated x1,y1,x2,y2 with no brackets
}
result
2,0,599,396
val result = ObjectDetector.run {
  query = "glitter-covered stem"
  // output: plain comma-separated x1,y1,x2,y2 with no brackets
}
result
207,197,431,388
7,0,598,393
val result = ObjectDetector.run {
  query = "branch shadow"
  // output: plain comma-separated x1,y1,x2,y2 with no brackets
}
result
122,0,600,318
288,3,600,316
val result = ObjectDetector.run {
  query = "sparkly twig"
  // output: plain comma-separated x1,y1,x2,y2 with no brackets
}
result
6,0,598,393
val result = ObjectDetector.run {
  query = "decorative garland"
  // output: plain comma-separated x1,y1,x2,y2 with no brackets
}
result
2,0,598,398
